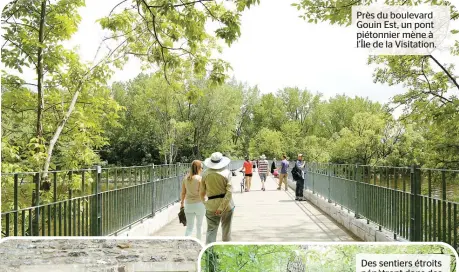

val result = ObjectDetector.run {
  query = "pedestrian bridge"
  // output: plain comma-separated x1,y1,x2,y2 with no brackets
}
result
2,162,458,251
153,171,356,242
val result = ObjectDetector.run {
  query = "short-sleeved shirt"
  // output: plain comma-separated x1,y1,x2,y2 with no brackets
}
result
258,160,269,174
182,175,202,204
281,159,289,174
200,168,234,213
243,161,253,174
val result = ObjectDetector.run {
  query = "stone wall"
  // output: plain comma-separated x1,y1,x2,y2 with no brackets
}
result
288,179,407,243
0,238,201,272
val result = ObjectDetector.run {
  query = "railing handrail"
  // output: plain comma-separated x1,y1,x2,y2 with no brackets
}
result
305,162,459,172
0,163,194,176
303,162,459,249
1,163,195,237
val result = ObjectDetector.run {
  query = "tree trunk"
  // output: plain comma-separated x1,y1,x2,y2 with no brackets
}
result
32,0,47,236
36,0,46,150
42,88,80,179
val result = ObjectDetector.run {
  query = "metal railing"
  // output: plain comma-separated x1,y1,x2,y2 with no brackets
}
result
228,160,244,171
302,162,459,249
1,163,191,237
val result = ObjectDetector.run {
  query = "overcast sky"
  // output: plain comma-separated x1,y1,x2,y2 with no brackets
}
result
2,0,458,106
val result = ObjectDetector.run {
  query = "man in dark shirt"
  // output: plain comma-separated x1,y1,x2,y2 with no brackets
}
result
295,154,306,201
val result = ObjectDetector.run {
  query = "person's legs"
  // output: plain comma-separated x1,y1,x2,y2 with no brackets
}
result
221,209,234,241
295,178,301,199
278,173,285,190
260,173,266,190
283,173,287,189
277,173,283,189
206,210,221,244
195,203,206,240
184,204,196,237
283,174,289,190
244,175,250,192
247,176,252,191
297,177,305,200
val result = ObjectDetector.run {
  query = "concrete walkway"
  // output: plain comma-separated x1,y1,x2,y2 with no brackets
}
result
153,171,357,243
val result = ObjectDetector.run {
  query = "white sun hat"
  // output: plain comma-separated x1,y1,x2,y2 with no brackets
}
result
204,152,231,170
260,154,266,159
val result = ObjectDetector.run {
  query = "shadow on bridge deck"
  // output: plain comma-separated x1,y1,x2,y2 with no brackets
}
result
153,171,359,243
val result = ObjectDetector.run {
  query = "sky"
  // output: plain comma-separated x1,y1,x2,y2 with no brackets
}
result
2,0,458,107
55,0,402,105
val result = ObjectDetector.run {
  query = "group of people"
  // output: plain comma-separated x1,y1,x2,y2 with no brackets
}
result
241,155,270,191
241,153,306,202
180,152,234,244
179,152,307,244
241,155,285,192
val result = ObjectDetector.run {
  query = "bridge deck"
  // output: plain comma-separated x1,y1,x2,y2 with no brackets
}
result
153,171,357,243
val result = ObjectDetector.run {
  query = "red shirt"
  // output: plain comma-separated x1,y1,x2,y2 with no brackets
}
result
243,161,253,174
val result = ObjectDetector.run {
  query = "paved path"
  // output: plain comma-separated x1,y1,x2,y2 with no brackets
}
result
154,171,357,243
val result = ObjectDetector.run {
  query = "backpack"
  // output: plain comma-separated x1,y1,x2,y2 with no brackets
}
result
291,163,302,181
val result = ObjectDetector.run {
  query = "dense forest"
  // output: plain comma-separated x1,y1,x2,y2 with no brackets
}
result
1,0,458,174
201,244,457,272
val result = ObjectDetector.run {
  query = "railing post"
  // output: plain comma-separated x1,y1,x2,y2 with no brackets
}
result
355,164,360,219
151,164,156,217
441,170,447,242
328,163,332,203
32,173,40,236
13,174,18,236
177,164,181,202
410,165,422,241
91,165,102,236
312,163,315,194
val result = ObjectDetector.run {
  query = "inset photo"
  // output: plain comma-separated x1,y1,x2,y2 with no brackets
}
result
0,238,201,272
200,243,457,272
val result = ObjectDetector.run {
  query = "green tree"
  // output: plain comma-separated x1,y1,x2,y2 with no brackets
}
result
201,244,455,272
103,74,244,164
317,95,384,138
1,0,122,175
99,0,260,86
277,87,322,135
331,112,386,164
249,128,283,159
253,93,286,131
293,0,459,168
232,81,260,156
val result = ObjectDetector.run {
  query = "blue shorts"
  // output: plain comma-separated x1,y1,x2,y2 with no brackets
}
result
259,173,267,181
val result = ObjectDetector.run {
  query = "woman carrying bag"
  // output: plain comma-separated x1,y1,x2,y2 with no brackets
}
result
180,160,205,240
271,158,277,176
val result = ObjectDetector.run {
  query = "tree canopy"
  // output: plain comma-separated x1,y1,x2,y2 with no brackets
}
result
201,244,456,272
2,0,459,174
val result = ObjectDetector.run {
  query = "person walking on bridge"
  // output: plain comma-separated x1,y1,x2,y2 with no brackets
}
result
180,160,205,240
270,158,277,177
258,155,269,191
277,155,289,191
242,157,253,192
200,152,235,244
295,154,306,201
